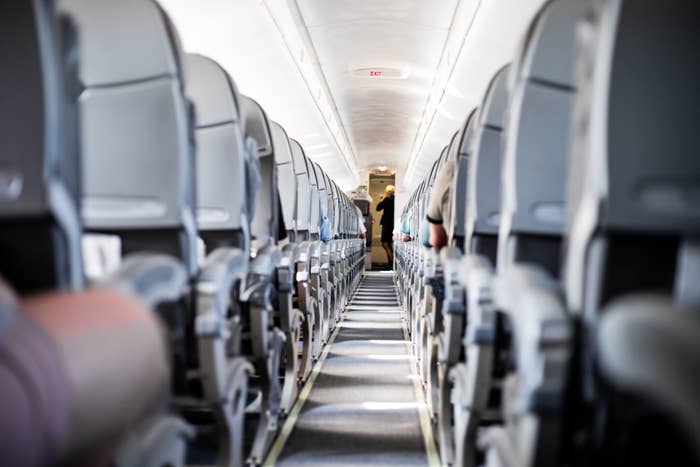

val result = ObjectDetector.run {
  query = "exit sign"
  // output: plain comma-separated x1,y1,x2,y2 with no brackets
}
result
370,71,382,77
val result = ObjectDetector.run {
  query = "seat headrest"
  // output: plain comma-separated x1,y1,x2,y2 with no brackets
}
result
479,64,511,129
58,0,180,87
500,0,585,241
184,53,248,233
450,109,478,241
239,95,273,158
184,54,239,127
467,65,511,239
567,0,700,238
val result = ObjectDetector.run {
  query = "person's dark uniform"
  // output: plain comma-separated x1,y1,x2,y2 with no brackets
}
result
376,193,395,244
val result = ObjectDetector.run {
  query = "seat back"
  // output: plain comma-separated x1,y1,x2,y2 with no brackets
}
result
323,172,336,239
465,65,511,265
498,0,587,277
271,122,297,240
184,53,250,253
312,162,328,239
305,154,321,240
0,0,83,293
565,0,700,316
290,139,311,240
331,181,342,239
63,0,198,277
448,109,478,251
239,95,279,247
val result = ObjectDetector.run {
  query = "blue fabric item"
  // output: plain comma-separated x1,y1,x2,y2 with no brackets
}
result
400,211,412,237
320,204,333,242
420,218,431,248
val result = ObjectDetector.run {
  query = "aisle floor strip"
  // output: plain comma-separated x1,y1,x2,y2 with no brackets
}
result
262,280,362,466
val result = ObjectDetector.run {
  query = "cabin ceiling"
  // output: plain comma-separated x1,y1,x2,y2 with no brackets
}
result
294,0,460,174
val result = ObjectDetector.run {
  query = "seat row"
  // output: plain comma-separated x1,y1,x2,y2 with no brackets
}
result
0,1,364,467
396,0,700,466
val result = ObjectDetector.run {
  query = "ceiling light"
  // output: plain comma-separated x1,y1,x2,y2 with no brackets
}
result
377,165,388,171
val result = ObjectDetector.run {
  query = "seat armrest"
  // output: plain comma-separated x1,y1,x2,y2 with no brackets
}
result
249,245,283,277
598,294,700,454
99,253,188,307
195,248,248,338
281,243,300,263
493,264,571,414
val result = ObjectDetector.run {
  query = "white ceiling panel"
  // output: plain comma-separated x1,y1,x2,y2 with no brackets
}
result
296,0,460,173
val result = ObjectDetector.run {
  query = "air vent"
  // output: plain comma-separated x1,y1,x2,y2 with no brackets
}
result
352,67,407,79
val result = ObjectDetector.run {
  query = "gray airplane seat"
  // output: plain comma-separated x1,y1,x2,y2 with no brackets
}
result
288,139,321,376
58,0,200,401
184,53,251,254
181,53,262,467
301,153,330,353
306,160,332,343
466,64,511,266
0,2,185,466
269,121,305,412
238,94,291,464
564,0,700,465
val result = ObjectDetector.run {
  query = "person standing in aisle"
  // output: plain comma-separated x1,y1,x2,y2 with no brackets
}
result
376,185,395,266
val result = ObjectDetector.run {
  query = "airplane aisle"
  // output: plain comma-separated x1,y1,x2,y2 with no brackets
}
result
269,272,438,466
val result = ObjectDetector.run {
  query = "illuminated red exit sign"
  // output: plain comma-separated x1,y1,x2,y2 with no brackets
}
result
370,71,382,77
